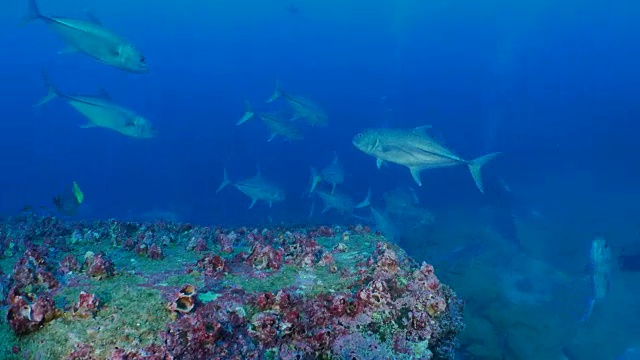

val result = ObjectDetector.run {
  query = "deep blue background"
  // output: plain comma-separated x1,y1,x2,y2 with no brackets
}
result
0,0,638,225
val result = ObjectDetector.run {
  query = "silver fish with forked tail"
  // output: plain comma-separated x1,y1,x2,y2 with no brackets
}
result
217,168,285,209
24,0,148,73
352,126,500,193
35,71,156,139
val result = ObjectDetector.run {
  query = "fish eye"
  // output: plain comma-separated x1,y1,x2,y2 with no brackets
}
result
140,56,146,64
356,133,364,138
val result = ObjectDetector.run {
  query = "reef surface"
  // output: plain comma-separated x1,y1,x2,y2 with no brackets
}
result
0,215,464,359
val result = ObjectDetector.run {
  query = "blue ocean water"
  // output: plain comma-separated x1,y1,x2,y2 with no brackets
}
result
1,0,639,358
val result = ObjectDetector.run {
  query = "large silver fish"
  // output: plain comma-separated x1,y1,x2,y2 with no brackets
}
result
309,152,345,194
236,101,303,142
25,0,148,73
352,126,500,193
35,72,156,139
581,236,612,321
217,168,285,209
266,80,328,127
314,188,370,215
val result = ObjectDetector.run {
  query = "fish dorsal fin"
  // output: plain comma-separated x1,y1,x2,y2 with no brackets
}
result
86,11,103,25
98,89,112,100
413,125,432,135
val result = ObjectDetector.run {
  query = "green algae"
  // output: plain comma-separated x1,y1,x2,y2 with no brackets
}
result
9,283,171,359
199,291,220,303
160,272,204,288
54,273,146,306
222,263,352,297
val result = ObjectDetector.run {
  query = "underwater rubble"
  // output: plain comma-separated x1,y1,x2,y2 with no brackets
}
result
0,215,464,359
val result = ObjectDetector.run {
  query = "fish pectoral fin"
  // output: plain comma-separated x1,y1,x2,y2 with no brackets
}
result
85,11,103,25
267,133,277,142
248,198,258,209
57,45,78,55
376,158,385,169
409,167,424,186
372,138,381,152
79,122,98,129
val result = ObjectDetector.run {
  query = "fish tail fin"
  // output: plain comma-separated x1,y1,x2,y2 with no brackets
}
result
72,181,84,204
236,100,255,125
309,167,321,193
34,70,60,107
467,152,501,193
308,201,315,218
355,188,371,208
216,168,231,193
266,77,282,103
23,0,43,24
579,298,596,322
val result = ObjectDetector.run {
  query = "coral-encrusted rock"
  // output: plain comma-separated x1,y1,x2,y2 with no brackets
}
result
187,237,208,252
216,232,236,253
148,243,164,260
195,254,227,278
110,345,173,360
12,249,59,291
6,290,57,335
82,251,115,279
0,216,463,359
68,343,98,360
72,291,101,318
58,254,80,274
248,311,281,346
247,244,284,270
163,313,222,359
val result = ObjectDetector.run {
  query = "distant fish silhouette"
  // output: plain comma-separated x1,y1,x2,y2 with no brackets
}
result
287,5,300,14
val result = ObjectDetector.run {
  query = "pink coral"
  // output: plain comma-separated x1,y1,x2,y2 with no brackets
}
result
58,254,79,274
72,291,101,318
249,311,280,346
195,254,227,278
82,252,115,279
6,290,57,335
147,243,164,260
247,244,284,271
